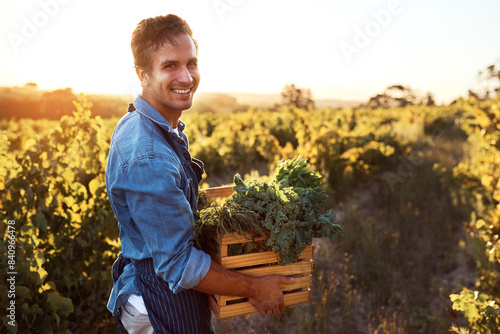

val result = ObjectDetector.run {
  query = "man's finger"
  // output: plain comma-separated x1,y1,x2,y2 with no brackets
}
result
280,275,295,284
259,308,266,317
280,299,285,313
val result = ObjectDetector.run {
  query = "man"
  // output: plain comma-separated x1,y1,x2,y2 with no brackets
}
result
106,14,294,333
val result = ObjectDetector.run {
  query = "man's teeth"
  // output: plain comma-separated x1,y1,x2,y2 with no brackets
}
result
173,89,190,94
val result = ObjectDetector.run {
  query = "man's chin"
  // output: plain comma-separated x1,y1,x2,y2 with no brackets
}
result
172,100,194,112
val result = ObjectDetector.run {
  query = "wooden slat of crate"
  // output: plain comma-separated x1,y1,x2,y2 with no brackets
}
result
209,289,311,320
237,259,313,276
221,245,314,269
215,275,312,305
203,185,234,198
215,232,269,257
217,232,268,245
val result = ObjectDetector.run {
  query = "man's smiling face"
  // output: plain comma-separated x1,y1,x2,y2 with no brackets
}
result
138,33,200,125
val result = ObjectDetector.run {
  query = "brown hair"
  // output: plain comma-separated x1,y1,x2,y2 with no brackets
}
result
131,14,198,71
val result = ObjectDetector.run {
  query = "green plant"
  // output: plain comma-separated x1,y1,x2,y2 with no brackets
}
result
450,288,500,334
0,95,119,333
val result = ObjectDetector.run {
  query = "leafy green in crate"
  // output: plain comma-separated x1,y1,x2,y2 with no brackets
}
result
194,199,266,252
194,157,343,265
273,156,322,188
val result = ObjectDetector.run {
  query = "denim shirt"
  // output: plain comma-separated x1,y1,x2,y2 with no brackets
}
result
106,95,212,315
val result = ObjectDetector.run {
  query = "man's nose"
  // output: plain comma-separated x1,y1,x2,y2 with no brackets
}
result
178,66,193,83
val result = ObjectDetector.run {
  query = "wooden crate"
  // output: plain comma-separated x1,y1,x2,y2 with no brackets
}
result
202,186,314,320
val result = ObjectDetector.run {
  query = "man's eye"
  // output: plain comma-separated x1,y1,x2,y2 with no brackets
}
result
188,62,198,67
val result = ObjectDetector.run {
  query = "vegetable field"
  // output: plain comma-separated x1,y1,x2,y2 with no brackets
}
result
1,95,499,333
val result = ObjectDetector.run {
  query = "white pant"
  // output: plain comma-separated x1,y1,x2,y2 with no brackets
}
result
120,301,155,334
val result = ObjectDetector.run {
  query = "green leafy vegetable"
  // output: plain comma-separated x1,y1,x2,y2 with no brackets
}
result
194,157,343,265
273,155,322,188
194,200,266,252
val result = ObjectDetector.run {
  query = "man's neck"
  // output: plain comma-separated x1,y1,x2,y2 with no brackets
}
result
161,112,181,129
140,94,182,128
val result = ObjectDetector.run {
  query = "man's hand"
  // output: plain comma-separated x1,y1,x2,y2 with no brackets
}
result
194,260,295,317
248,275,295,317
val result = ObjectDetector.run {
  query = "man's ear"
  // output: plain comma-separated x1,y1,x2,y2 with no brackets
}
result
136,66,149,88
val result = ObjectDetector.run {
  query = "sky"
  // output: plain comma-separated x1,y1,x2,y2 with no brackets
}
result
1,0,499,104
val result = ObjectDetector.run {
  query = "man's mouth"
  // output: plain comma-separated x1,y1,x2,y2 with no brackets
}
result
172,88,191,94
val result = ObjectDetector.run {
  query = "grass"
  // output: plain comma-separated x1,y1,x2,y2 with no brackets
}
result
212,130,475,333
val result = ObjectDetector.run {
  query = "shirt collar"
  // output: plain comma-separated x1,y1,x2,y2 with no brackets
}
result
132,95,186,133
